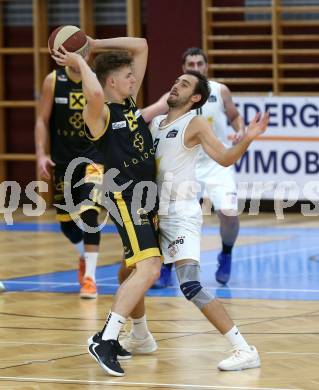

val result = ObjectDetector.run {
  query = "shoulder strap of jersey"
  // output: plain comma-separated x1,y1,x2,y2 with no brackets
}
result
128,96,137,108
85,103,110,142
51,70,57,96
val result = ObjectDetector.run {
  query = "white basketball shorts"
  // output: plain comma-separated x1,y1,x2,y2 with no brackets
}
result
196,161,238,212
159,200,202,264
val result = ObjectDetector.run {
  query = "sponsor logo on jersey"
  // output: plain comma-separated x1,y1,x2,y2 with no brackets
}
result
133,132,144,152
208,94,217,102
57,74,68,82
166,129,178,138
123,145,155,168
55,97,68,104
135,109,141,118
112,121,127,130
69,92,85,110
168,236,185,257
125,110,138,132
85,163,104,185
69,112,84,130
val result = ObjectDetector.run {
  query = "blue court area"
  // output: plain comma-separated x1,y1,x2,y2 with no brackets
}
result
1,222,319,300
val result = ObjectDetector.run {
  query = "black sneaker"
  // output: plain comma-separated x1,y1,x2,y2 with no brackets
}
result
88,332,132,360
87,331,101,345
88,339,125,376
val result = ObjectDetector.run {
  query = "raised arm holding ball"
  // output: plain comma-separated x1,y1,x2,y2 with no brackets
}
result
35,26,134,299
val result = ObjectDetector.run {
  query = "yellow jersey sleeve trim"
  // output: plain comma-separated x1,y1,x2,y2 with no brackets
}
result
129,96,136,107
125,248,163,268
51,70,57,94
86,105,110,141
65,66,82,84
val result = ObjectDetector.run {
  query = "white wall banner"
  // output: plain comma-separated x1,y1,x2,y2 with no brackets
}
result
230,96,319,200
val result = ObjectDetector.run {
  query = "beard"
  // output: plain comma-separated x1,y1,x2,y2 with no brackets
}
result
167,94,189,108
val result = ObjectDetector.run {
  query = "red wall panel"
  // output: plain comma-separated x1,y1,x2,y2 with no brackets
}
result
143,0,201,104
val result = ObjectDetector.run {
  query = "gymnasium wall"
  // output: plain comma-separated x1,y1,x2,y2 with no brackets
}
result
2,1,202,193
143,0,202,104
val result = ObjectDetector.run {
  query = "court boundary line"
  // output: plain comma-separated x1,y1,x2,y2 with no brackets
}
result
0,341,319,356
0,376,301,390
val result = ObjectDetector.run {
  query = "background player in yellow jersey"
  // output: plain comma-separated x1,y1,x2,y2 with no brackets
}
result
52,37,162,376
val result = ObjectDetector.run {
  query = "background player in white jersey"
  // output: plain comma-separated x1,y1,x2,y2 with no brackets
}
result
151,47,244,288
120,70,269,371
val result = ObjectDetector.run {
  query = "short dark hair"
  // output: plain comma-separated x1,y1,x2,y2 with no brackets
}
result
185,70,210,110
182,47,208,65
93,50,133,87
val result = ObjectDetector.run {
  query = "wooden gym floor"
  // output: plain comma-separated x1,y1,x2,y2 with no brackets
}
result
0,210,318,390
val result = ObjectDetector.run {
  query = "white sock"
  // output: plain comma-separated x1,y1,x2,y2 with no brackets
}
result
74,240,85,257
224,326,250,351
84,252,98,281
131,315,149,339
102,312,126,341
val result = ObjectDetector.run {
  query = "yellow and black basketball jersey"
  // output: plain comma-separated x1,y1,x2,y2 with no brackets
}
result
87,97,156,191
50,67,102,166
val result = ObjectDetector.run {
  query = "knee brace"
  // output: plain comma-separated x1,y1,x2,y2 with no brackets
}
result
176,263,214,310
60,220,83,244
81,209,101,246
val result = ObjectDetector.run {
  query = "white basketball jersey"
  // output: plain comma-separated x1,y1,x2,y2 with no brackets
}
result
195,80,229,145
195,80,232,172
150,111,200,201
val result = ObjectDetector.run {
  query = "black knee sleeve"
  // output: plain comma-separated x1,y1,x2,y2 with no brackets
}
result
60,220,83,244
176,263,214,309
81,209,101,246
180,281,202,300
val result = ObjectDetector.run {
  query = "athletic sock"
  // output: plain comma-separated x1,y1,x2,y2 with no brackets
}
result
131,315,149,339
75,240,85,257
222,242,233,255
224,325,250,351
84,252,98,281
102,312,126,341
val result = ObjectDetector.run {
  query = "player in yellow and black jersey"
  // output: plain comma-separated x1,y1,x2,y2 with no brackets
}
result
89,96,156,189
35,34,133,299
52,38,162,375
49,67,101,166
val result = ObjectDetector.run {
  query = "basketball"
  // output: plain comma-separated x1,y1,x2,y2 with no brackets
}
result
48,25,88,55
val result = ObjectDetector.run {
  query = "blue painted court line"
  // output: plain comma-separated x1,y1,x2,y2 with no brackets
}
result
0,222,117,233
1,221,317,236
1,223,319,300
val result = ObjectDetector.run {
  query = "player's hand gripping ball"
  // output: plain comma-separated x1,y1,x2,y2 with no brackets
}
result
48,25,88,56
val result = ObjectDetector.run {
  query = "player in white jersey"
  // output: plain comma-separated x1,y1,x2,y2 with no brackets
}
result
120,70,269,371
183,48,244,285
150,48,245,288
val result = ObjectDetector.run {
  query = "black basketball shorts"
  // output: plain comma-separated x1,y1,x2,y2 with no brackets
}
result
108,191,162,267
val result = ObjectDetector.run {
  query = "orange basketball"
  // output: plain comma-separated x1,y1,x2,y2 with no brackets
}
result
48,25,88,55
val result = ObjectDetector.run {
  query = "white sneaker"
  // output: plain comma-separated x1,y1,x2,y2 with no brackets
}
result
0,282,5,292
218,345,260,371
120,332,157,354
